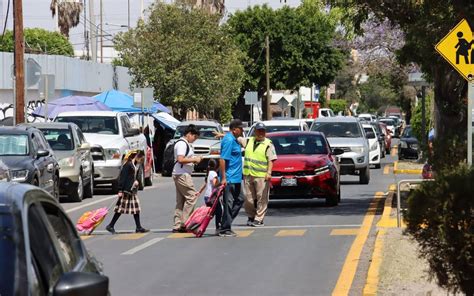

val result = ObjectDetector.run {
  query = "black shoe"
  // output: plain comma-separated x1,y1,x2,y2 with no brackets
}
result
246,218,255,226
136,227,150,233
106,225,116,234
172,227,186,233
252,221,264,227
218,230,237,237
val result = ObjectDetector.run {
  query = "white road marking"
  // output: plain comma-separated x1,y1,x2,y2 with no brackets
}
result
121,238,164,255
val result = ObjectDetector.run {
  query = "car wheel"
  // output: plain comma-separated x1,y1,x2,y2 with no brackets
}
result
70,173,84,202
325,194,338,206
359,167,370,184
145,172,153,186
84,171,94,199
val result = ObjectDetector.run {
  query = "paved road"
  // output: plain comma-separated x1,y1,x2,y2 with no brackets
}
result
62,143,417,296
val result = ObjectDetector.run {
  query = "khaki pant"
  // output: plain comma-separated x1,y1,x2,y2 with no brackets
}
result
173,174,198,229
243,175,270,222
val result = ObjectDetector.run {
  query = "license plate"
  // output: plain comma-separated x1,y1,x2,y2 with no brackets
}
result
281,178,297,186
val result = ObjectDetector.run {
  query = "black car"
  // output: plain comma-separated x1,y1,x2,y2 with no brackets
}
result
398,125,419,159
0,183,109,296
0,126,60,198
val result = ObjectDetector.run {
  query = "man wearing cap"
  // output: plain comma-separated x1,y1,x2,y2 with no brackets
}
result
243,122,277,227
219,119,245,237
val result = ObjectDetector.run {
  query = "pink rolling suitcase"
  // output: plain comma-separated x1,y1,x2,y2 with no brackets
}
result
185,185,225,237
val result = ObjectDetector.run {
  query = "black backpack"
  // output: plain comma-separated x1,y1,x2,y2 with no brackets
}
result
173,139,191,168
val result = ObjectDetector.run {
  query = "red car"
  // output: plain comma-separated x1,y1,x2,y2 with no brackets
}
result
378,122,392,154
268,131,344,206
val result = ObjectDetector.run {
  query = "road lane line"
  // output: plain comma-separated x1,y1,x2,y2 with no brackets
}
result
121,238,164,255
235,230,254,237
383,164,391,175
113,233,149,240
330,229,359,236
167,233,195,238
275,229,306,237
363,229,386,295
332,192,385,296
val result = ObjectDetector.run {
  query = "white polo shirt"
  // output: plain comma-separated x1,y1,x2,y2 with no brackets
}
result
172,138,195,175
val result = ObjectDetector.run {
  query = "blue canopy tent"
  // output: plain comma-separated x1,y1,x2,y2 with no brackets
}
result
94,90,170,114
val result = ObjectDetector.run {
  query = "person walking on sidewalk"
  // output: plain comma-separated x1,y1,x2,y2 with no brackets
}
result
106,150,149,234
172,124,202,233
219,119,245,237
243,122,277,227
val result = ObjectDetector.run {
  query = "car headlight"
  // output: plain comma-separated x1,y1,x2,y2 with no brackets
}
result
370,142,378,151
400,141,408,148
105,148,122,160
59,156,75,167
314,165,330,176
351,146,365,154
11,170,29,182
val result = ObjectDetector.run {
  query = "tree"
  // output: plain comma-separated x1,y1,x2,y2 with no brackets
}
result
113,3,244,121
0,28,74,56
50,0,83,37
226,2,347,119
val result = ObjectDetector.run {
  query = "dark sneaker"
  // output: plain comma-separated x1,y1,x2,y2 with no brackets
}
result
218,230,237,237
106,225,116,234
172,228,186,233
252,221,264,227
246,218,255,226
136,227,150,233
215,227,222,236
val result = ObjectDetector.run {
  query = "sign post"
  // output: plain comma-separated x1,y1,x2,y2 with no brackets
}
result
435,19,474,166
244,91,258,124
38,74,55,121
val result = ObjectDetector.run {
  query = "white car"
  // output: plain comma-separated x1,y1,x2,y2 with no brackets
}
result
362,123,381,169
248,119,309,136
358,113,377,122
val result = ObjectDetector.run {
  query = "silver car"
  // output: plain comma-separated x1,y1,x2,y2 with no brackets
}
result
311,117,370,184
28,122,94,202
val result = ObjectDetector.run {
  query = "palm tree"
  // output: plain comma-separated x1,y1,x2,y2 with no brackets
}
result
50,0,83,37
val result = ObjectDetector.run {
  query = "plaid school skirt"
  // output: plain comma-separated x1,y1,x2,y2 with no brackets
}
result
114,192,141,215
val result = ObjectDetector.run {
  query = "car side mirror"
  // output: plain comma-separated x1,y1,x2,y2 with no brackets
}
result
37,150,49,158
125,128,140,137
332,148,345,156
53,272,109,296
366,132,376,139
79,143,91,150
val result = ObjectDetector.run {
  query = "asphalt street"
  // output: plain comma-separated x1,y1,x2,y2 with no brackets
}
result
61,140,419,296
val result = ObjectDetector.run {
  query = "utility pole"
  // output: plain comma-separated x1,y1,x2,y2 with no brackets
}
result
265,35,272,120
13,0,25,124
100,0,103,63
89,0,97,62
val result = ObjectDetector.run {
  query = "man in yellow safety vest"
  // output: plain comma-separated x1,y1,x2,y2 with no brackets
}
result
243,122,277,227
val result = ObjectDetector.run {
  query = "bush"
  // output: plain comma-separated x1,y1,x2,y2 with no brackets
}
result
405,165,474,295
329,99,347,115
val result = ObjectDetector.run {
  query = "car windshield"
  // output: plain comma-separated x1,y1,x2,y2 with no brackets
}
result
269,134,328,155
0,135,29,156
379,119,395,126
311,122,362,138
402,127,413,138
40,128,74,151
174,125,218,140
266,125,300,133
0,212,16,296
56,116,119,135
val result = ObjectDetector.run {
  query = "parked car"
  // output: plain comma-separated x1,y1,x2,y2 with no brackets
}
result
358,113,377,122
248,119,309,136
25,122,94,202
370,121,386,158
0,126,60,198
0,183,108,296
379,118,397,137
398,125,419,159
362,123,381,169
0,159,10,182
268,131,343,206
162,120,223,176
55,111,149,192
388,116,403,135
378,122,392,154
311,117,370,184
319,108,335,117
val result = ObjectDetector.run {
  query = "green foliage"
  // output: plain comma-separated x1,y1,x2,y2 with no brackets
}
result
411,93,432,144
405,165,474,295
114,3,244,121
0,28,74,56
328,99,347,115
226,3,346,94
358,73,397,113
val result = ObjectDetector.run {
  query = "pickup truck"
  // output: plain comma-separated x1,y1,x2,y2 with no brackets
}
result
55,111,150,192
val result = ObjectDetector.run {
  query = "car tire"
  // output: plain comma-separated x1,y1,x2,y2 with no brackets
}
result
145,173,153,186
70,173,84,202
359,167,370,184
84,172,94,199
326,194,338,206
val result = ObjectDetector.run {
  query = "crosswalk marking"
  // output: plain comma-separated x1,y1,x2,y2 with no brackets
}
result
122,238,164,255
330,229,359,236
167,233,195,238
275,229,306,237
113,233,149,240
235,230,254,237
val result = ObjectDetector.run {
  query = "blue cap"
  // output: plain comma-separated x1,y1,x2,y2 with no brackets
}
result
255,122,266,130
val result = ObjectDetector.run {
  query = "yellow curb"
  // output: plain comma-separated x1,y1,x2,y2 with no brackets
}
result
363,229,386,296
332,192,385,296
393,161,422,174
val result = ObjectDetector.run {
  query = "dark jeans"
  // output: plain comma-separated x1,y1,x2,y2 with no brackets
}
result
220,183,243,232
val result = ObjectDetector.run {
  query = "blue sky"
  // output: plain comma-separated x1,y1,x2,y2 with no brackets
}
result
1,0,301,51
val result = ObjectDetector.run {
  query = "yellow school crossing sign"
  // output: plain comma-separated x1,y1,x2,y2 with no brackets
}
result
435,19,474,81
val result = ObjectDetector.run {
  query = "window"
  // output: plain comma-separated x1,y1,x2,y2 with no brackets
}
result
40,129,74,151
120,116,131,135
0,134,29,156
364,127,376,139
32,133,48,151
174,125,219,140
270,135,328,155
56,116,119,135
28,204,62,294
311,122,362,138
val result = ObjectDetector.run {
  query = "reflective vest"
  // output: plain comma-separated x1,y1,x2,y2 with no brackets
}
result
243,137,271,177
